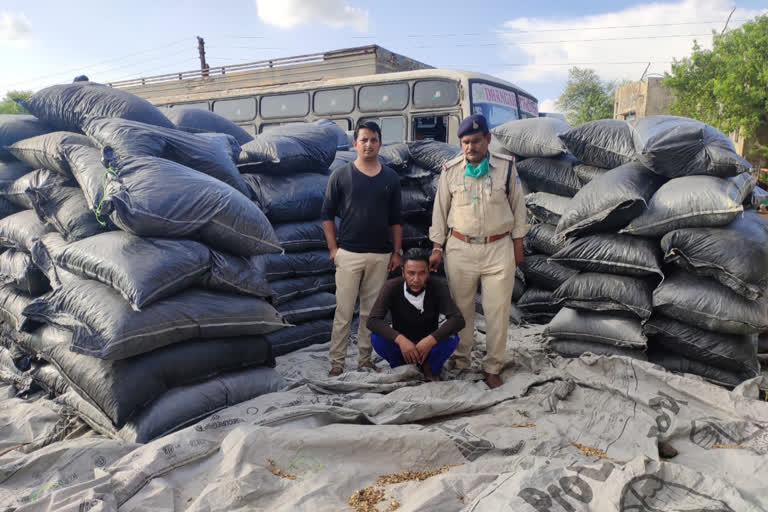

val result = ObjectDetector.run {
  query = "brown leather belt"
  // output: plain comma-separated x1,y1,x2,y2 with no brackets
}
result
451,230,509,244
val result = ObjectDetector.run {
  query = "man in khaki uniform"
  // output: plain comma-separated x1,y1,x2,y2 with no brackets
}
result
429,114,529,389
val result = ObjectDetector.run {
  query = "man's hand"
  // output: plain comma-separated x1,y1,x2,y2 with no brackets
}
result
328,247,338,263
388,252,402,272
429,250,442,272
395,335,420,365
415,335,437,363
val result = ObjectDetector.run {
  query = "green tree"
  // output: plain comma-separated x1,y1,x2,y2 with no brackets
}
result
0,90,32,115
556,68,616,126
664,15,768,160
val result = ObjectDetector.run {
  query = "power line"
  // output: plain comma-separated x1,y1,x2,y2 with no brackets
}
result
0,37,191,90
412,33,715,49
350,19,749,38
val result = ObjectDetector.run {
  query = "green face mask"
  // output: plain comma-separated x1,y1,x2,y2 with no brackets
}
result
464,156,490,178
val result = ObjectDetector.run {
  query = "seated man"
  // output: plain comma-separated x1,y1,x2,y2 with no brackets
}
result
367,248,465,380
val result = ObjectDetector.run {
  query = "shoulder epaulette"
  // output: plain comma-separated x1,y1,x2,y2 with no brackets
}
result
443,154,465,170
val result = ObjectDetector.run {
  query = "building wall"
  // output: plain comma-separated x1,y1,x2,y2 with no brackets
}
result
613,77,673,120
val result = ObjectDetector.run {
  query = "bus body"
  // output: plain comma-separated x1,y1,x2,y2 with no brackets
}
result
111,46,538,145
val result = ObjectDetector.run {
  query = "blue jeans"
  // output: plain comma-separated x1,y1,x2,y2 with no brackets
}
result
370,333,460,375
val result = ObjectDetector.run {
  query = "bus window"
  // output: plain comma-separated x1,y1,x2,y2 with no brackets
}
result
359,83,408,112
239,124,256,136
314,88,354,115
470,82,519,128
518,95,539,118
361,116,405,144
413,81,459,109
330,118,351,130
261,92,309,119
412,115,448,142
213,98,256,122
172,102,209,110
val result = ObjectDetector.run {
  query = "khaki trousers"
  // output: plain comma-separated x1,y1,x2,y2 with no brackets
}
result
329,248,391,367
444,235,516,374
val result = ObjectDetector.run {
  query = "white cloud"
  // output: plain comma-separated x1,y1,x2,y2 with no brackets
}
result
255,0,369,32
539,98,560,113
0,12,31,46
497,0,766,83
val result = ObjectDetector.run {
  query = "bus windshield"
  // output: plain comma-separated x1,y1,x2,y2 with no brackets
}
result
470,82,521,128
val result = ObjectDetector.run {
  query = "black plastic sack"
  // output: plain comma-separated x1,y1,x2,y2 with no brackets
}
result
254,250,333,282
519,254,577,291
516,156,581,197
162,107,254,145
559,119,636,169
759,333,768,354
86,117,249,197
661,211,768,301
329,150,356,171
20,82,174,133
549,340,647,360
315,119,349,150
552,272,653,320
62,145,108,213
29,362,70,397
523,223,567,256
378,143,411,172
745,186,768,210
23,277,287,360
27,324,274,428
647,350,753,388
556,162,665,240
52,231,211,310
623,173,755,237
60,366,283,443
402,223,430,249
0,249,49,296
517,288,559,319
102,156,281,256
419,174,440,201
275,220,330,253
2,169,68,209
401,186,431,217
243,172,328,223
238,121,337,174
654,272,768,335
525,192,570,225
277,292,336,324
0,285,36,331
544,307,647,348
269,273,336,305
8,132,94,176
550,233,663,278
27,183,107,242
0,160,33,184
265,318,334,357
645,316,759,376
0,210,54,253
407,140,460,174
201,250,272,299
631,116,751,178
491,117,570,158
573,164,609,185
0,115,53,161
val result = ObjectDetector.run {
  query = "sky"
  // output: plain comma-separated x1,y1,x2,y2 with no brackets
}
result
1,0,766,113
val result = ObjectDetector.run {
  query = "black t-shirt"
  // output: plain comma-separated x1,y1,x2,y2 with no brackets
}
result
321,162,402,253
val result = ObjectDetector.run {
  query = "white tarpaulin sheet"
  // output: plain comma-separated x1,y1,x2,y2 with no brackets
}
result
1,323,767,511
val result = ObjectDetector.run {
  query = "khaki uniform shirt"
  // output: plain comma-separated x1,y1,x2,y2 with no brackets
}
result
429,151,529,245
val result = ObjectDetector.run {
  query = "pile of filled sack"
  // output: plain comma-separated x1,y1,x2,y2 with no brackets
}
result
491,115,768,387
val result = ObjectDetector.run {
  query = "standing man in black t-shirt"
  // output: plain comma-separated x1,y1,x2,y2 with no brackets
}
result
321,121,403,377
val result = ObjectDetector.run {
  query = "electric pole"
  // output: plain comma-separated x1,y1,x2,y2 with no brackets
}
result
197,36,209,77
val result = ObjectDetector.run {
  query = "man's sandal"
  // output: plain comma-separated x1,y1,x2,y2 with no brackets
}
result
328,365,344,377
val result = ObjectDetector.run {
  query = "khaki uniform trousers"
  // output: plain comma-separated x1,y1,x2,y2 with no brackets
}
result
329,248,391,368
444,235,516,374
